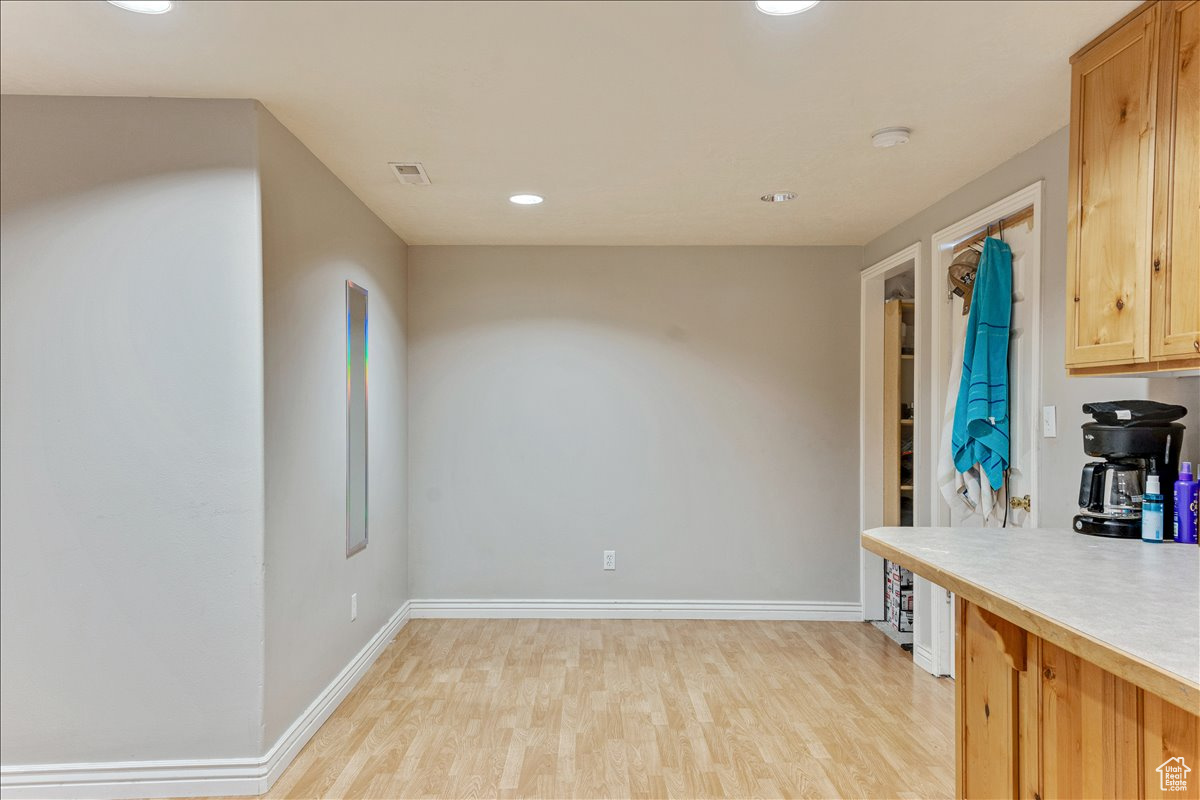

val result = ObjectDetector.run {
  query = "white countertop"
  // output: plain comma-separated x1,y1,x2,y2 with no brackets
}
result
861,526,1200,707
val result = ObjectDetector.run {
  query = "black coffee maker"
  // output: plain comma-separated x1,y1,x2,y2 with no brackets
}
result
1073,401,1187,538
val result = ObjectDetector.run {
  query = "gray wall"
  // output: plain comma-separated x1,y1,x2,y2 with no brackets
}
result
408,246,863,601
0,96,266,762
258,107,410,745
0,96,411,770
863,127,1200,527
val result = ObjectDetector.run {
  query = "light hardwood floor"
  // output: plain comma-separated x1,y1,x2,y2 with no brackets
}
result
260,619,953,799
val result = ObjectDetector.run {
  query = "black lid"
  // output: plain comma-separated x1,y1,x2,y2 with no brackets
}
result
1082,400,1188,427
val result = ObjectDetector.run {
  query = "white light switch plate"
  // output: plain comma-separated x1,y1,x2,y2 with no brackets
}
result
1042,405,1057,438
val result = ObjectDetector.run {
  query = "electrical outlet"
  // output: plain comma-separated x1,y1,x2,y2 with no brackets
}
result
350,593,358,621
1042,405,1057,438
603,550,616,570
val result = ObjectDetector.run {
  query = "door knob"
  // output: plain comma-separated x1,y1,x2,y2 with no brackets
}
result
1010,494,1031,512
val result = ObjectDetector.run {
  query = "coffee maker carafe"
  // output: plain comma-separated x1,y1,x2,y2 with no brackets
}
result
1072,401,1187,538
1075,460,1147,537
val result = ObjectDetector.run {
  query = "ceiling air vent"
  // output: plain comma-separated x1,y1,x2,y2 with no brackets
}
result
388,162,431,185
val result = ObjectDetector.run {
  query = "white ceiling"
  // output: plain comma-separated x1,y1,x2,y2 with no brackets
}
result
0,0,1137,245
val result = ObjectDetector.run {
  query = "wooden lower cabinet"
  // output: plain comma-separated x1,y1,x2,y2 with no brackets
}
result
1146,695,1200,799
1041,641,1142,798
957,598,1200,799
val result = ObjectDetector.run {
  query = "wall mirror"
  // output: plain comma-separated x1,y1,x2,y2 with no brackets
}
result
346,280,368,557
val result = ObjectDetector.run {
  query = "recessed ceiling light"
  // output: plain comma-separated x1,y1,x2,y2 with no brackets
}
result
509,194,544,205
755,1,820,15
761,192,797,203
107,0,174,13
871,127,912,148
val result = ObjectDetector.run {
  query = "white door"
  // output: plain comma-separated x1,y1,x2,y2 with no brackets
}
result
942,223,1040,527
922,183,1043,677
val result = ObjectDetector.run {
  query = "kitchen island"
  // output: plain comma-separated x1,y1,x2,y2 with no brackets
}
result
862,526,1199,800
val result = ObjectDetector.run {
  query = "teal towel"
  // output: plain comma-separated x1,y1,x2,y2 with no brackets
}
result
952,236,1012,488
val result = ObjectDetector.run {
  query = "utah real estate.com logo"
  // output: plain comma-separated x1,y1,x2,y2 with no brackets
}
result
1157,757,1191,792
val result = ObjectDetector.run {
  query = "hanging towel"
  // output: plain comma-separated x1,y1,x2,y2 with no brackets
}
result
951,236,1012,489
938,275,1002,524
938,313,971,508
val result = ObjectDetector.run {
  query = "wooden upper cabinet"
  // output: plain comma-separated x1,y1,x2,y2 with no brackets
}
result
1066,4,1159,368
1066,1,1200,374
1153,0,1200,359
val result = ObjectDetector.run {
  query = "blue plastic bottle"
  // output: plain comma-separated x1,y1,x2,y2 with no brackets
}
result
1175,461,1197,544
1142,473,1164,543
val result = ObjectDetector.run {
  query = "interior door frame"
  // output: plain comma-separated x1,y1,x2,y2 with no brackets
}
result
925,180,1044,676
858,242,923,622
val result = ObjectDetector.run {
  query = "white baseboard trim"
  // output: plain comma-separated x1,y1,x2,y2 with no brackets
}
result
410,598,862,621
257,599,411,791
0,601,412,800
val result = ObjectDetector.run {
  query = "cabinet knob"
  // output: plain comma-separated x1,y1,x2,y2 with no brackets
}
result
1154,258,1161,271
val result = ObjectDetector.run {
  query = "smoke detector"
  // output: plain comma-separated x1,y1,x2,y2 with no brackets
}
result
871,127,912,148
388,162,431,185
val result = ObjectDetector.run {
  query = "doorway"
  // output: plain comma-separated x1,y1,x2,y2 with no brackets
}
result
859,243,924,638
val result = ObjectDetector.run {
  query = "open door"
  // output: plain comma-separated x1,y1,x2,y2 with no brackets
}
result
923,182,1044,677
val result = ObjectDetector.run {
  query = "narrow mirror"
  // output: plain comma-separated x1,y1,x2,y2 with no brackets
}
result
346,281,368,557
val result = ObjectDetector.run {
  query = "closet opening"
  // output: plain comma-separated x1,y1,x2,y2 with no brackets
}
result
858,243,924,657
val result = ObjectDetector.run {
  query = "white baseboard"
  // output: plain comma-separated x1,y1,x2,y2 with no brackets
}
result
1,598,860,799
257,600,411,791
0,601,412,800
410,598,862,621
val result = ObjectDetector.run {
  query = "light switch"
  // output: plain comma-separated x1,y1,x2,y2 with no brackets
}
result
1043,405,1057,438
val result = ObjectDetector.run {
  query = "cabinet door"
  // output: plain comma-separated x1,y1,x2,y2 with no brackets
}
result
1066,4,1159,367
1152,0,1200,359
1040,642,1141,799
1143,692,1200,799
956,600,1038,799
